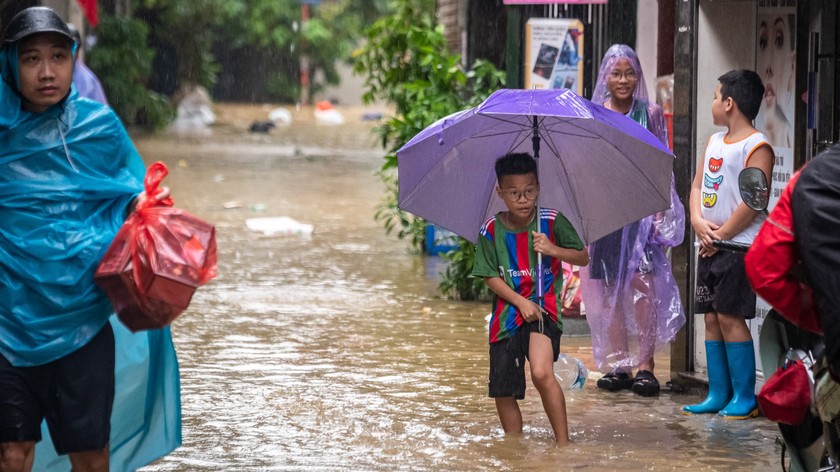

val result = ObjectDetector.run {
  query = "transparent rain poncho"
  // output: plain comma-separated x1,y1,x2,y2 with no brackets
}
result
1,43,181,469
581,44,686,372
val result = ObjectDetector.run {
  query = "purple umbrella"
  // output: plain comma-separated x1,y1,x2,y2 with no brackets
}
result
397,88,673,245
396,88,675,302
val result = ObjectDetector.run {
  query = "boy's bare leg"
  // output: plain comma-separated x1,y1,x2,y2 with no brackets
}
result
68,446,109,472
0,441,35,472
704,312,723,341
529,333,569,445
495,397,523,435
717,313,751,342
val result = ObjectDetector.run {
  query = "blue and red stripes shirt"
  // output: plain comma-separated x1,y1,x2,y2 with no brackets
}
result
472,208,584,343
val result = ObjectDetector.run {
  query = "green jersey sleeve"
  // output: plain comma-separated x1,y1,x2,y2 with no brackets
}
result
553,212,585,250
471,222,501,279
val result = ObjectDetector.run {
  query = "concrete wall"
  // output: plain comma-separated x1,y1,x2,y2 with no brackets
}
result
696,0,756,160
636,0,659,101
691,0,757,372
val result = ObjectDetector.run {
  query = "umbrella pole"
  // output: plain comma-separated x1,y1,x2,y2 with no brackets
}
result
532,115,544,311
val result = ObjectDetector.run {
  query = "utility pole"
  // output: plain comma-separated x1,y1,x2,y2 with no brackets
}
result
298,0,320,106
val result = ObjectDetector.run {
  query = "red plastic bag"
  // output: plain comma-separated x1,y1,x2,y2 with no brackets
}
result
95,162,217,331
758,359,812,425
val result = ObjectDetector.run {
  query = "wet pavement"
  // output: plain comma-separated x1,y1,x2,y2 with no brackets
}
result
135,104,784,471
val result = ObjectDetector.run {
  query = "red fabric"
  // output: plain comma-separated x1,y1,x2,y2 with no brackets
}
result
758,359,811,425
744,170,822,334
77,0,98,27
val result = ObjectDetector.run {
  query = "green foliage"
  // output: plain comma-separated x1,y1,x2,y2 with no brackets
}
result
353,0,504,300
87,14,173,129
135,0,221,90
211,0,390,102
438,238,490,301
118,0,386,104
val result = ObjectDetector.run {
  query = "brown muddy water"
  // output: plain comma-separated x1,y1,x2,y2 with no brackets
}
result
136,104,782,471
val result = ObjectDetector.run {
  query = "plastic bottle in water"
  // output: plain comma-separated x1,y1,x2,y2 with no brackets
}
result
554,353,588,390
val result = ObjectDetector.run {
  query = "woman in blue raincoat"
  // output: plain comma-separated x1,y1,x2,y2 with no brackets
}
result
581,44,685,396
0,7,180,471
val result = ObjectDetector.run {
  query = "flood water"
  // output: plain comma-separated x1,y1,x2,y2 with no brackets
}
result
136,105,782,471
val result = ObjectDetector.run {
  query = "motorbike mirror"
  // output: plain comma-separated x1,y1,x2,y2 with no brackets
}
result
738,167,770,212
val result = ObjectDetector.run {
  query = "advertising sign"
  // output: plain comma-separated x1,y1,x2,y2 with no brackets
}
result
524,18,584,93
755,0,796,210
752,0,797,364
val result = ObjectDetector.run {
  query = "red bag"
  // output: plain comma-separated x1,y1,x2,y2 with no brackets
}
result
758,358,812,425
95,162,217,332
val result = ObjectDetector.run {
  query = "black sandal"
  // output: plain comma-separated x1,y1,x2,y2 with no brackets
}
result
632,370,660,397
596,371,633,391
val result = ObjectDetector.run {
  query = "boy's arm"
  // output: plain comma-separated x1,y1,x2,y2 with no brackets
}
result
484,276,544,323
531,232,589,266
689,157,720,254
715,144,774,240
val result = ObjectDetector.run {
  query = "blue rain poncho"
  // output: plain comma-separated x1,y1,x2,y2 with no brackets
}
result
1,44,181,469
0,91,144,366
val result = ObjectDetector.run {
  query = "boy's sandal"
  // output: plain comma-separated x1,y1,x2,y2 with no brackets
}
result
596,371,633,391
632,370,660,397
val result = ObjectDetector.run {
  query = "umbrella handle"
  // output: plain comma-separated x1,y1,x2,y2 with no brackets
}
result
532,120,543,308
536,254,544,308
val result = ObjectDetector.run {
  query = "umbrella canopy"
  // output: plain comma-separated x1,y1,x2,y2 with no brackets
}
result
396,88,675,245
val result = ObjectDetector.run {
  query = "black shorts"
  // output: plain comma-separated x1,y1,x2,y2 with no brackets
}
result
488,315,562,399
0,323,115,454
695,250,757,318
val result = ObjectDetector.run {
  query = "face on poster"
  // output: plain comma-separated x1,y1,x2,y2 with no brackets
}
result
755,1,795,211
750,1,796,353
524,18,584,93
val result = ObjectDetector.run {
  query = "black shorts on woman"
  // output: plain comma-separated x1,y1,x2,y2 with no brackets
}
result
0,323,115,454
488,315,562,399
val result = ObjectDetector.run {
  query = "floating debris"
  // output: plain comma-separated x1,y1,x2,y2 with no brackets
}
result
245,216,313,236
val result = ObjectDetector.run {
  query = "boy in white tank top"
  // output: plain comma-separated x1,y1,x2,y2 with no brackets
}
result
684,70,774,419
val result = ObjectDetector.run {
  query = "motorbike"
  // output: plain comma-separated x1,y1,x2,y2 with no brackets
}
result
712,168,837,472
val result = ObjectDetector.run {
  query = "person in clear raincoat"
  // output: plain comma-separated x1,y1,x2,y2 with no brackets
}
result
580,44,685,396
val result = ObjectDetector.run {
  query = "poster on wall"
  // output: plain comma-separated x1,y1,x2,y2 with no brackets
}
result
755,0,796,210
752,0,797,364
524,18,584,93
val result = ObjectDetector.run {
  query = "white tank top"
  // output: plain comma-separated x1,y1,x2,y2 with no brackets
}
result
700,131,770,244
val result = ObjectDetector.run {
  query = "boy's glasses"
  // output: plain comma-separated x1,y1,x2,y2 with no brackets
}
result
502,187,539,201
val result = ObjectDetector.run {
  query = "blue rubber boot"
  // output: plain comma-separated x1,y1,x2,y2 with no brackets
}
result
718,340,759,419
683,340,732,415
